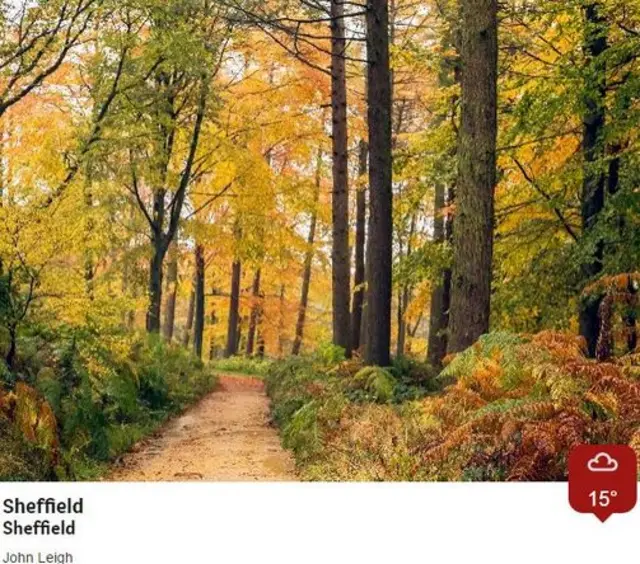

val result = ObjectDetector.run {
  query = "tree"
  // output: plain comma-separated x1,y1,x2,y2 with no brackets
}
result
246,268,262,356
293,148,323,355
102,0,231,334
163,243,179,341
225,234,242,358
0,0,99,117
364,0,393,366
329,0,352,355
578,2,609,357
427,15,459,367
194,244,206,358
447,0,498,354
351,140,367,353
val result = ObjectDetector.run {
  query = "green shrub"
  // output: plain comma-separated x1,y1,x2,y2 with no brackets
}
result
212,355,272,377
0,331,217,481
348,366,396,403
268,331,640,481
312,342,346,365
0,418,52,481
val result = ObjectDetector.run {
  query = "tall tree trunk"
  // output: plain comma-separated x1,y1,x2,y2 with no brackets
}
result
163,243,178,342
146,237,166,333
427,183,453,367
237,316,244,353
447,0,498,354
330,0,351,355
193,244,205,359
83,169,95,300
256,328,265,358
224,259,242,357
396,283,411,358
292,149,322,355
246,268,262,356
183,283,195,348
142,76,207,335
209,285,219,360
365,0,393,366
278,284,286,356
428,34,459,367
351,140,367,353
396,214,416,358
579,2,608,357
6,325,17,371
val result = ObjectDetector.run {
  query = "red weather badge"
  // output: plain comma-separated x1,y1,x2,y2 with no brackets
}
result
568,445,638,522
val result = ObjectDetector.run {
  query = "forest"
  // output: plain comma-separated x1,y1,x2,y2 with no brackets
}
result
0,0,639,481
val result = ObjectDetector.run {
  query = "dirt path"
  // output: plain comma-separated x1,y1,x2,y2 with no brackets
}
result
108,374,296,481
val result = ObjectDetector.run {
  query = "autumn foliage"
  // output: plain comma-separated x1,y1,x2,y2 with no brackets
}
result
267,332,640,481
0,334,216,480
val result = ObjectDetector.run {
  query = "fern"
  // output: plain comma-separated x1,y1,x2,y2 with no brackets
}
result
351,366,396,403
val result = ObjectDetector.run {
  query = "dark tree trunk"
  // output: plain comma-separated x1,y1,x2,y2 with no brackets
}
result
84,172,95,300
163,244,178,342
6,325,17,371
246,268,262,356
351,140,367,354
146,236,166,333
278,284,286,356
579,2,608,358
397,279,412,358
237,316,244,353
256,329,265,358
183,283,195,348
224,259,242,357
396,290,406,358
292,150,322,356
140,78,208,336
193,244,205,359
209,288,219,360
427,183,453,368
396,214,415,358
330,0,351,356
365,0,393,366
625,276,638,353
447,0,498,354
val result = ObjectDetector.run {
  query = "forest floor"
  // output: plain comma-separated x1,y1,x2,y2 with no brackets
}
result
108,374,297,481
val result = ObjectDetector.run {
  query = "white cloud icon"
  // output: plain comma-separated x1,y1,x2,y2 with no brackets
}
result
587,452,619,473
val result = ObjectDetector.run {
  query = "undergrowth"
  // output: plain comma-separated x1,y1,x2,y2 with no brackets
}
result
0,332,217,480
266,331,640,481
211,355,272,377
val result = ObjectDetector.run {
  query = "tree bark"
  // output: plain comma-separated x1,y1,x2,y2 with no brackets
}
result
209,286,219,360
246,268,262,356
224,259,242,357
365,0,393,366
427,183,453,367
183,283,195,348
141,77,208,335
447,0,498,354
257,328,265,358
194,244,205,359
579,2,608,358
278,284,286,356
396,214,415,358
163,243,178,342
146,235,166,333
237,316,244,353
292,149,322,355
330,0,351,356
351,140,367,354
83,169,95,300
6,325,17,371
